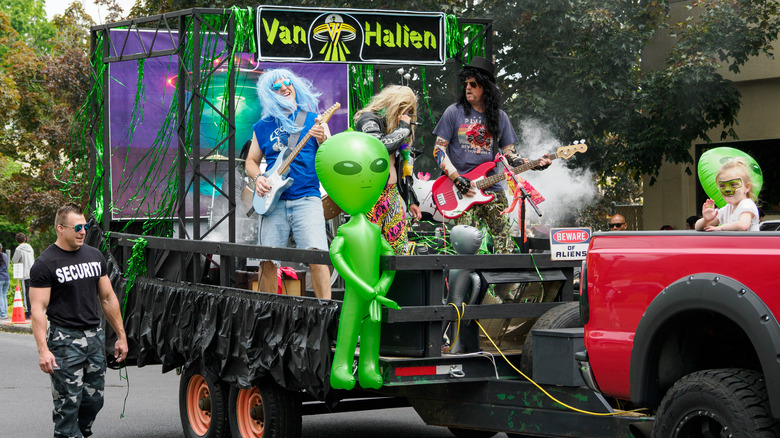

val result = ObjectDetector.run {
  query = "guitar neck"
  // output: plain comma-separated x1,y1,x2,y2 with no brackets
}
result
475,153,559,189
278,129,316,175
273,103,339,176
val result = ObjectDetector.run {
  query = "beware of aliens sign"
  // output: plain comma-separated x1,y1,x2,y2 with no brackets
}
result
256,6,446,65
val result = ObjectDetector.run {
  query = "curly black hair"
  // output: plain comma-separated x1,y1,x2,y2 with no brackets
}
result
457,67,502,142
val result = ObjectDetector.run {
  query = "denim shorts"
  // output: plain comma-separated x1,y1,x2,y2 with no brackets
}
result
258,196,328,265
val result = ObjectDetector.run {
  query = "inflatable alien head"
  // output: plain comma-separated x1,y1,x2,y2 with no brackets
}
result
315,132,390,215
450,225,483,255
698,147,762,208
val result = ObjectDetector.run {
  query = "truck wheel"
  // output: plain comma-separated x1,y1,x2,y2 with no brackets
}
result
447,427,497,438
179,365,228,438
519,301,582,378
228,381,302,438
654,368,780,438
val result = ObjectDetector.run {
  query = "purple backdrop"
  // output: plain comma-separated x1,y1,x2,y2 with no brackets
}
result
108,29,349,220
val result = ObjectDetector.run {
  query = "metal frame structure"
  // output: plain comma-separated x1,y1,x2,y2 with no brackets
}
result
90,8,241,285
88,8,493,287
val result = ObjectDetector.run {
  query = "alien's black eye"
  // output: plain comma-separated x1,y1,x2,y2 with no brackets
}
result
334,161,362,175
370,158,388,173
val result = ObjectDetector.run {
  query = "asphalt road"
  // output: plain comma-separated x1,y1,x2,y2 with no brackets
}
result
0,331,508,437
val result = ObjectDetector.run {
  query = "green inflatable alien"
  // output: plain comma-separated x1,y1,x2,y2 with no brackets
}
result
315,131,399,390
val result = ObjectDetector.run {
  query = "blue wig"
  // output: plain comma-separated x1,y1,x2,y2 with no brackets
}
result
256,68,321,134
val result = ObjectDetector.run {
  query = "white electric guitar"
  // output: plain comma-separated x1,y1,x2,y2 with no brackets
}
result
253,102,340,216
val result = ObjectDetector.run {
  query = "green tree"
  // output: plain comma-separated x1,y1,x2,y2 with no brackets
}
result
0,0,55,51
0,4,93,232
488,0,779,184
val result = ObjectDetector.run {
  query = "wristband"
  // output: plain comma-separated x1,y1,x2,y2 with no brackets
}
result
454,176,471,195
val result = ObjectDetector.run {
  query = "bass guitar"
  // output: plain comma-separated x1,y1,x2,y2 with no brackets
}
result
253,102,340,216
431,142,588,219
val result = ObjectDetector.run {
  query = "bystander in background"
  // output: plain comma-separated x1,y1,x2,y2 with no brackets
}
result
685,215,701,230
0,243,9,319
12,232,34,319
608,214,628,231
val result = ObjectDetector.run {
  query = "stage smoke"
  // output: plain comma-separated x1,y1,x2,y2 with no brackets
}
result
516,119,598,230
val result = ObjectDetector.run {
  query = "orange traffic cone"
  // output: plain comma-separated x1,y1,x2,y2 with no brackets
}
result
10,283,26,324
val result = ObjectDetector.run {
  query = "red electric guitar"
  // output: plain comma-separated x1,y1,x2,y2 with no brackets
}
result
431,142,588,219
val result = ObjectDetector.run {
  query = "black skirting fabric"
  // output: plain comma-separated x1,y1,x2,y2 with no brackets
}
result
122,276,340,400
93,235,339,400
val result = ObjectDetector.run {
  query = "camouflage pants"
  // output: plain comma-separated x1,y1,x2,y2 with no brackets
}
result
47,325,107,438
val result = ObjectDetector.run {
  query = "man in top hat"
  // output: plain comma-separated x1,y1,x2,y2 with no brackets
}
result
432,56,551,255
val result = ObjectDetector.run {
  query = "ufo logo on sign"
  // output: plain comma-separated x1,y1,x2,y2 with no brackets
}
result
551,228,591,245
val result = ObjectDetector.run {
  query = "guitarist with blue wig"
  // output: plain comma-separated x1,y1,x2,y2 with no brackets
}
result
245,68,333,299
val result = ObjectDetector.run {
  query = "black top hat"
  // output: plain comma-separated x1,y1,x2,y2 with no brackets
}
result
464,56,495,81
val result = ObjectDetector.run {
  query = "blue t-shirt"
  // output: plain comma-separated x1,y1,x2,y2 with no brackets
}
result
432,103,519,192
253,110,321,200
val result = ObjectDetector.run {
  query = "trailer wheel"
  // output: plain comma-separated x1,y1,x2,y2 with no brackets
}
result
654,368,780,438
179,366,228,438
228,381,302,438
519,301,582,378
447,427,497,438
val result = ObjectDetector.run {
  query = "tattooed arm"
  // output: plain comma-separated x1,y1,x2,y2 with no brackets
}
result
434,137,460,180
500,143,552,169
434,136,475,196
500,144,526,167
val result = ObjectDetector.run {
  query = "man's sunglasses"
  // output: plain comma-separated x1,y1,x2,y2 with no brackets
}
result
60,223,90,232
608,222,625,229
463,80,480,89
272,79,292,91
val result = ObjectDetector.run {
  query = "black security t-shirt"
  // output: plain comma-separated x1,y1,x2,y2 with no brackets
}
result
30,244,107,329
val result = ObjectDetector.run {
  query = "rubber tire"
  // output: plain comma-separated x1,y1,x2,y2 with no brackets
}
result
654,368,780,438
228,381,302,438
179,365,229,438
519,301,582,378
447,427,498,438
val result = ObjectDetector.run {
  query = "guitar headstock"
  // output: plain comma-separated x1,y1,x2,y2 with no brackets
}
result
319,102,341,123
556,141,588,159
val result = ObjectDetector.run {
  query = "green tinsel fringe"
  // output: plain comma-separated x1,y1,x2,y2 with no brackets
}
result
349,64,375,127
123,237,148,316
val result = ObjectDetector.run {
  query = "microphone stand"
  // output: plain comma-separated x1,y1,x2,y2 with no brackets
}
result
499,156,542,254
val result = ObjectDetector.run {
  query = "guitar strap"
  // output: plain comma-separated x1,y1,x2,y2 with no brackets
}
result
286,109,307,149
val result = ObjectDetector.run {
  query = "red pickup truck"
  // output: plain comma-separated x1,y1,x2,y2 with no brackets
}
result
578,231,780,437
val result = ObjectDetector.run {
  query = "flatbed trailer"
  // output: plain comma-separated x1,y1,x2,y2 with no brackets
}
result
95,229,650,438
81,7,650,437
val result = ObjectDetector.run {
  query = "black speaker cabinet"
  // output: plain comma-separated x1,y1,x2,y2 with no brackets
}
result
380,270,429,357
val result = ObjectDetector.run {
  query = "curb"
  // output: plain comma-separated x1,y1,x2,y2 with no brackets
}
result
0,322,32,334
